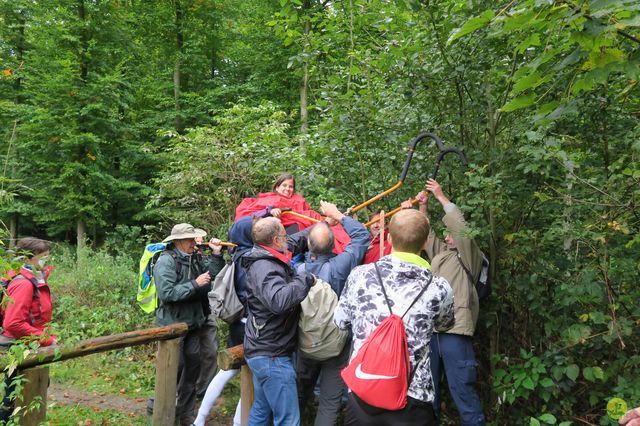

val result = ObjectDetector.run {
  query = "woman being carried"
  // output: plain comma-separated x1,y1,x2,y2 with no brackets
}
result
235,173,352,253
235,173,313,233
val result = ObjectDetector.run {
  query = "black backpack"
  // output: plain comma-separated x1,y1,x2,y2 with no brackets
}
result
456,252,491,301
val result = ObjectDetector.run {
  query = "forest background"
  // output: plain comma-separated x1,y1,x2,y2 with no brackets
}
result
0,0,638,425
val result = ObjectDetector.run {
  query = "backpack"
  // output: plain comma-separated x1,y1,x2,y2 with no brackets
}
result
456,251,491,301
209,261,244,323
136,243,178,314
298,277,348,361
1,270,40,326
341,262,433,411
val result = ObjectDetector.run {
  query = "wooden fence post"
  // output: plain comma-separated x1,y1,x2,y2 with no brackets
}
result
240,365,253,426
152,338,180,426
20,366,49,426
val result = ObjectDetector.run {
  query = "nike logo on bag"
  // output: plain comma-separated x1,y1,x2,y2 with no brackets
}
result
355,363,397,380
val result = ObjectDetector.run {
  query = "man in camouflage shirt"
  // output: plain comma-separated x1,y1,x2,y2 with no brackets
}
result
334,209,454,425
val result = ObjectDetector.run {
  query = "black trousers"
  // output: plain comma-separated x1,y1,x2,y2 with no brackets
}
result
176,329,202,418
344,392,436,426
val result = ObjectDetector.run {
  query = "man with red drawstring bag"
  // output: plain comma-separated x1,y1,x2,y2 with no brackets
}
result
335,209,454,425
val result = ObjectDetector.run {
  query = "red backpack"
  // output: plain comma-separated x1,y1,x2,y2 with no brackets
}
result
341,262,432,411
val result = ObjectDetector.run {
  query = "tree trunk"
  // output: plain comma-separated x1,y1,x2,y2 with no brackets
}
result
485,80,499,412
300,50,309,134
9,214,18,249
174,0,184,133
15,10,25,104
299,1,311,134
78,0,88,83
76,0,89,252
563,162,574,251
77,218,86,249
210,46,216,80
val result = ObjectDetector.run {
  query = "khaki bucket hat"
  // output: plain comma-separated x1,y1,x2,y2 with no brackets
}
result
162,223,207,243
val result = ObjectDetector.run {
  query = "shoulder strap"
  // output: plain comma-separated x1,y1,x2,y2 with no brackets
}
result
7,274,42,325
373,262,433,319
8,274,39,294
456,252,474,284
162,250,182,280
401,274,433,320
231,247,252,263
373,262,393,316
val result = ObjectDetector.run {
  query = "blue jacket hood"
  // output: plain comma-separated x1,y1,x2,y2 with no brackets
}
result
228,216,254,252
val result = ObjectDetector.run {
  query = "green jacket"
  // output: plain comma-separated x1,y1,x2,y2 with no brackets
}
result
425,204,482,336
154,247,225,329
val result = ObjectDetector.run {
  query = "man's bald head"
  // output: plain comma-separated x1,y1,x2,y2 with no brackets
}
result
389,209,430,254
252,217,284,247
308,222,334,256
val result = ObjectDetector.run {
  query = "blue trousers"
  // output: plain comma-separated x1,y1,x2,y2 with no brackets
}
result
246,355,300,426
430,333,485,426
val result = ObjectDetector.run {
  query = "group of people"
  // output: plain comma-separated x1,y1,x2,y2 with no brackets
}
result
2,173,640,426
0,173,487,425
149,173,487,426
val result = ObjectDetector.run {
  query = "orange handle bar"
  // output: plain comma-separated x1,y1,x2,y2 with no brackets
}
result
363,198,420,227
280,210,321,223
348,181,404,215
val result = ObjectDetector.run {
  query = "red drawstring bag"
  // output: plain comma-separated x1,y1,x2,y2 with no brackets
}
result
341,263,432,411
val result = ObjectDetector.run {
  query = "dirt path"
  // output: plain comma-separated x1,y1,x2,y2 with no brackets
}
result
48,382,148,417
48,382,233,425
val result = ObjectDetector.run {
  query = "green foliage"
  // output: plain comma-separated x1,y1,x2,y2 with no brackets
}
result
0,1,639,424
449,0,640,122
151,102,306,233
51,245,153,341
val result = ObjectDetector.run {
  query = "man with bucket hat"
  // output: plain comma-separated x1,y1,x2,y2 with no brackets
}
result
154,223,225,425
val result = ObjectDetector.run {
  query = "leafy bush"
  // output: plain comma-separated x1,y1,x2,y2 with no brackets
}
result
150,101,307,236
51,245,153,342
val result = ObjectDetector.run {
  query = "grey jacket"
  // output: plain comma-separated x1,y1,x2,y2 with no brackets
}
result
425,204,483,336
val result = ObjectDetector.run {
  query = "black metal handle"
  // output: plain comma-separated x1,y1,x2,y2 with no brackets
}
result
430,147,468,180
399,132,446,182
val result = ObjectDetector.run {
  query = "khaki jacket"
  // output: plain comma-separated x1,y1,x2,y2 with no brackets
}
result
425,204,482,336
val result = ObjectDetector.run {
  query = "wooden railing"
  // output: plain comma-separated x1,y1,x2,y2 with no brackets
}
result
2,323,188,426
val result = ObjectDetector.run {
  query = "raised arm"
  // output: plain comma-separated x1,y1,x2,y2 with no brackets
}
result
426,179,482,276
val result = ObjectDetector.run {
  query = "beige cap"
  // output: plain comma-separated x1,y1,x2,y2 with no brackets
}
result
162,223,207,243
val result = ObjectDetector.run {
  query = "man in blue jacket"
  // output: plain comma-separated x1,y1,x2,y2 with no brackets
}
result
243,217,316,425
294,201,370,426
